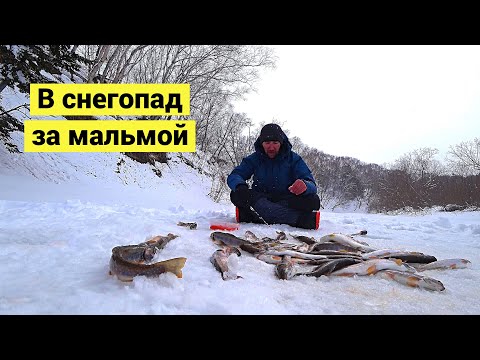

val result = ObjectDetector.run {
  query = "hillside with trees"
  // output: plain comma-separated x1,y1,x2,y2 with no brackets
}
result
1,45,478,213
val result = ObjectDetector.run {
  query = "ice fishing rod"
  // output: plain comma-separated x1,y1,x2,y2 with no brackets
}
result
249,205,367,235
249,205,270,226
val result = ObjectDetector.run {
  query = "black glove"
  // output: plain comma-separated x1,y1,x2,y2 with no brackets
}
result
234,184,251,208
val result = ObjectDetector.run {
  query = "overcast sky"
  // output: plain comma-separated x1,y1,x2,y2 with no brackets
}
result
233,45,480,165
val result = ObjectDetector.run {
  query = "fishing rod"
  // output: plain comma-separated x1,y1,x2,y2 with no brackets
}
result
250,206,366,235
249,205,270,226
209,205,271,231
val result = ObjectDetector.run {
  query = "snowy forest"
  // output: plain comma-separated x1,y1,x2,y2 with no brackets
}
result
1,45,479,213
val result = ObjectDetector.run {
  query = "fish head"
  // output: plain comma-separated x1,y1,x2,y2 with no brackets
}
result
143,246,157,262
422,278,445,291
230,246,242,257
275,264,296,280
210,232,223,245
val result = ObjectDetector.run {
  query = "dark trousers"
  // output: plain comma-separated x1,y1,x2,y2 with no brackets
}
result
230,189,320,226
230,189,320,212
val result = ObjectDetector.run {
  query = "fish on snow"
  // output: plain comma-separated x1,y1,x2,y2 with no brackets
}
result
210,246,242,280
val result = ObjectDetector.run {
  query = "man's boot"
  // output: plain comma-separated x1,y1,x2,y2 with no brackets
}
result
296,210,320,230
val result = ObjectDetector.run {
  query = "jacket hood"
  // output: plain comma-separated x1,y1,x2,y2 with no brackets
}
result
254,125,292,158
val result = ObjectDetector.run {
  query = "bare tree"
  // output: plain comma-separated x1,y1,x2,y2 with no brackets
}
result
371,147,444,210
78,45,152,84
125,45,276,200
128,45,276,111
392,147,444,180
370,169,413,212
445,137,480,176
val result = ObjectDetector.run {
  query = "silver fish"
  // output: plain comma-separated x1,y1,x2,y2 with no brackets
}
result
330,258,416,277
244,230,260,242
255,253,313,265
361,249,437,263
269,242,298,250
289,233,317,245
210,246,242,280
275,255,297,280
263,249,328,260
310,250,363,259
302,258,362,277
376,269,445,292
309,242,361,253
361,249,410,260
239,240,296,254
415,258,471,271
239,242,264,254
318,233,377,253
139,233,179,251
290,243,311,252
210,231,250,248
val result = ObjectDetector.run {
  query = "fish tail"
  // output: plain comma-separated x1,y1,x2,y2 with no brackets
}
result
117,274,134,282
160,257,187,278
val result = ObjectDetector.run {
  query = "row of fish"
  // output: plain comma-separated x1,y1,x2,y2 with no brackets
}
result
209,230,471,291
108,222,471,291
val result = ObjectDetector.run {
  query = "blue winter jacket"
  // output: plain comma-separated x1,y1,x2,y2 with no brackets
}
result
227,128,318,197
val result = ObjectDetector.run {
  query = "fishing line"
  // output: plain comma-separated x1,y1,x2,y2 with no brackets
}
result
249,205,270,226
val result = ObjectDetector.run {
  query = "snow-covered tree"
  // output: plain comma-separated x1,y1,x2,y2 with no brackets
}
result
0,45,90,94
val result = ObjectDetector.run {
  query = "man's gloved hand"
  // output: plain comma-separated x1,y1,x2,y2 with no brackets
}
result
235,184,251,207
288,179,307,195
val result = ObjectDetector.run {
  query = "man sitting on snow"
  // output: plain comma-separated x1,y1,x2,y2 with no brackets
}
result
227,123,321,230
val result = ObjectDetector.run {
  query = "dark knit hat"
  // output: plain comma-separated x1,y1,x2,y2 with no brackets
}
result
259,123,284,144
